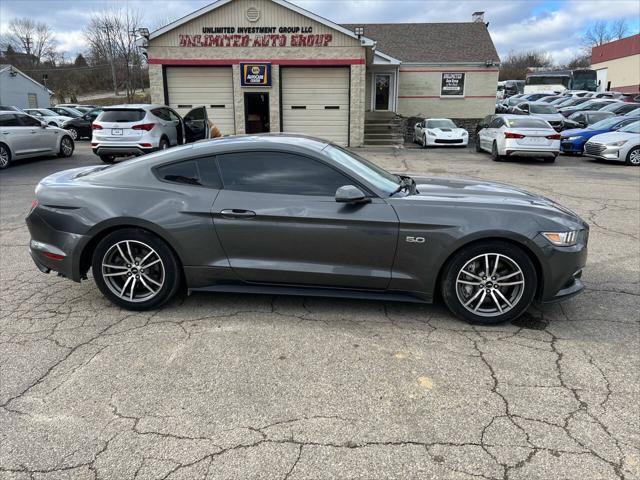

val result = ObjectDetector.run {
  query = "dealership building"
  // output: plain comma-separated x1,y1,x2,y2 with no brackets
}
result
143,0,500,146
591,33,640,94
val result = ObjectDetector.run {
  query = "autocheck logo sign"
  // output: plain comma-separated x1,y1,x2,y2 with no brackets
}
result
241,63,271,87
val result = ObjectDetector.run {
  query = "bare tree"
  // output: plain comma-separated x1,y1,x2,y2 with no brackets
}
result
84,7,145,101
499,50,553,81
7,18,56,65
583,19,629,48
610,19,629,40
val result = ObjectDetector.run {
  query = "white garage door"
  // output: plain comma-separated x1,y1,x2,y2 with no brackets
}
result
165,67,235,135
281,67,350,146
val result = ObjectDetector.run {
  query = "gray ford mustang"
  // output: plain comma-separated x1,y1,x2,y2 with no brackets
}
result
26,135,588,324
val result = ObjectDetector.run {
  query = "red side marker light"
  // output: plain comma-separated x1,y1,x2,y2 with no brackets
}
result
43,252,65,261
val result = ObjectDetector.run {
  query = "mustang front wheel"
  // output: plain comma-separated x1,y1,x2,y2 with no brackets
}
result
92,229,181,310
441,241,537,324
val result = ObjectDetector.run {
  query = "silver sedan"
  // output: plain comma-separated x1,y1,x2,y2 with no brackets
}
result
0,111,74,169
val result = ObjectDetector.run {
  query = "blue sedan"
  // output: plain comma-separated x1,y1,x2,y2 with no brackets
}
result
561,116,639,154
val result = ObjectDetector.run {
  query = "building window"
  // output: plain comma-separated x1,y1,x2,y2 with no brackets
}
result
27,93,38,108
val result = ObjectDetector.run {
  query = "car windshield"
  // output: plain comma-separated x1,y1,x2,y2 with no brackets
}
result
626,108,640,116
99,109,146,123
63,108,83,117
426,119,456,129
505,118,549,129
322,144,400,194
530,104,558,114
37,109,57,116
508,97,524,106
619,121,640,133
588,117,626,130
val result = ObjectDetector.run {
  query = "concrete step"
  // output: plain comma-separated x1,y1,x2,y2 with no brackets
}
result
364,133,405,139
363,138,404,146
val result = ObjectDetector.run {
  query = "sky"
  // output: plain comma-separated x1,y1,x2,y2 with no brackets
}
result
1,0,639,64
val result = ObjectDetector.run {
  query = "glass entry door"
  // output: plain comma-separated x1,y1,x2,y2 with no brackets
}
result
374,74,391,111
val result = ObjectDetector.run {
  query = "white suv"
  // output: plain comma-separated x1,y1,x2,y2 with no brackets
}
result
91,104,210,163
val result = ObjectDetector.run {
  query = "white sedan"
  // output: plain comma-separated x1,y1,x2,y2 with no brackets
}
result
584,120,640,166
476,114,560,163
23,108,72,128
414,118,468,147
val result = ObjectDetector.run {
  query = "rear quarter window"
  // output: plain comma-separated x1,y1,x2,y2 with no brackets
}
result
156,157,222,189
99,109,146,123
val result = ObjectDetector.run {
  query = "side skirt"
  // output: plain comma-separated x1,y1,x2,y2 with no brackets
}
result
189,283,431,304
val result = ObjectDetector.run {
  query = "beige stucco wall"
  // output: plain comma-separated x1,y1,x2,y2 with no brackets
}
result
147,0,366,145
397,67,499,118
592,54,640,90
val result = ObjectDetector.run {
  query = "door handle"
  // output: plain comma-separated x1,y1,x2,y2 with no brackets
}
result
220,209,256,219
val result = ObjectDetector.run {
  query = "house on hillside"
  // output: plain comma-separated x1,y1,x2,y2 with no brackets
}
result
0,64,53,109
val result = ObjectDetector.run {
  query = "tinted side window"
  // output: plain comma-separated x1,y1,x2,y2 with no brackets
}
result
0,114,20,127
217,152,352,196
156,158,221,188
489,118,503,128
167,109,181,122
151,108,170,121
19,114,42,127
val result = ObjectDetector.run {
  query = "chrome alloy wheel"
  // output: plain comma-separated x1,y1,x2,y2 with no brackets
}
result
629,148,640,165
101,240,165,303
61,137,73,156
0,145,9,168
455,253,525,317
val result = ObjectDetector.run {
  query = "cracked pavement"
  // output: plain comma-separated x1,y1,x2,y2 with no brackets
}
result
1,143,639,479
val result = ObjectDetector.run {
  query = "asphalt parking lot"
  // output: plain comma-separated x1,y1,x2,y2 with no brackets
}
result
1,142,639,480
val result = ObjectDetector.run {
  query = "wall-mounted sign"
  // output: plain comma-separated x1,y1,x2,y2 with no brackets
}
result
178,26,333,48
441,72,465,96
241,63,271,87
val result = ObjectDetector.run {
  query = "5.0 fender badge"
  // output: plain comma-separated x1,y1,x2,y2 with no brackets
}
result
406,236,426,243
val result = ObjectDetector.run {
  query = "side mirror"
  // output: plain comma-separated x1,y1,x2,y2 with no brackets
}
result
40,121,47,128
335,185,369,204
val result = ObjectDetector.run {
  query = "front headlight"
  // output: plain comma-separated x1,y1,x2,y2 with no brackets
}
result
426,130,436,136
606,140,627,147
461,131,468,136
541,230,580,246
567,136,581,141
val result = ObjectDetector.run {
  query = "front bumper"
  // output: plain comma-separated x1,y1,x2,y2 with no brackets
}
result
536,230,589,302
560,139,584,153
584,142,622,161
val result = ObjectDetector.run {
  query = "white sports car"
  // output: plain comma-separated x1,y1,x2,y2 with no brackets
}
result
414,118,468,147
23,108,72,128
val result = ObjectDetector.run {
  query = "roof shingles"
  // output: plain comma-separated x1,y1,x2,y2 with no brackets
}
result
342,22,500,64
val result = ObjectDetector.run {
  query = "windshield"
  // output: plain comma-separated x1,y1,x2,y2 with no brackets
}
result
506,118,549,128
64,108,83,117
588,117,626,130
619,121,640,133
322,144,399,194
36,109,57,115
526,75,571,88
627,108,640,116
572,70,597,91
530,104,558,114
426,119,456,129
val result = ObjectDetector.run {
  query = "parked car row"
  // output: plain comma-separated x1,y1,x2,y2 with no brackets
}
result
474,113,639,166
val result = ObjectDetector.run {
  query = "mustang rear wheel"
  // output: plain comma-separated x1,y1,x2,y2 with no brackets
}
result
92,229,181,310
441,241,537,324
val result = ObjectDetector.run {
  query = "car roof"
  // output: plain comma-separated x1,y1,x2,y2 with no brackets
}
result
103,104,164,110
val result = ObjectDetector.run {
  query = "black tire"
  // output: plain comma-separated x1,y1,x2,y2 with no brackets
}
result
92,228,181,311
58,136,74,158
475,139,482,152
67,128,79,140
423,135,428,148
626,146,640,166
100,154,116,164
159,137,170,150
0,143,10,169
491,142,503,161
440,240,537,325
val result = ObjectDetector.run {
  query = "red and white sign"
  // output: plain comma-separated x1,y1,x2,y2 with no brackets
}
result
179,33,333,48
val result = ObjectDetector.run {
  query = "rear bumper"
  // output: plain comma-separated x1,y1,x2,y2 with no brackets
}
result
26,211,89,282
506,150,558,157
92,145,157,157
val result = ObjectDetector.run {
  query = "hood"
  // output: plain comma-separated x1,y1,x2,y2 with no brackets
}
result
586,131,636,144
532,113,563,120
395,176,583,220
52,115,72,122
430,128,467,136
562,128,604,137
